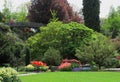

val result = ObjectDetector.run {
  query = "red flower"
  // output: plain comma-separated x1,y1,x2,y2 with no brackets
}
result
31,61,47,67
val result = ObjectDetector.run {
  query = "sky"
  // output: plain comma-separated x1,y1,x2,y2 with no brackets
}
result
0,0,120,18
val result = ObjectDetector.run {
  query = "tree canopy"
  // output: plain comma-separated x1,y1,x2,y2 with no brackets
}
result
28,0,82,24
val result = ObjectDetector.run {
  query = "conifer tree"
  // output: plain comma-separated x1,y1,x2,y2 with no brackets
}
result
83,0,100,32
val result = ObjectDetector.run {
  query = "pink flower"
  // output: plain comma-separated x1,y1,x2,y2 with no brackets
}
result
58,62,71,69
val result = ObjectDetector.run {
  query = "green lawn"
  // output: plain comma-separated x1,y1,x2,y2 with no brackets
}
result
20,72,120,82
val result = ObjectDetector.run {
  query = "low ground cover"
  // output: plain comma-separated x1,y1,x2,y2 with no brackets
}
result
20,72,120,82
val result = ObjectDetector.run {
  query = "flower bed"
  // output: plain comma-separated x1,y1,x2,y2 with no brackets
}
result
58,59,82,71
25,61,49,72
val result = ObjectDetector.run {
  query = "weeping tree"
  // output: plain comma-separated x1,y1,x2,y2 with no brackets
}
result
83,0,100,32
28,0,82,24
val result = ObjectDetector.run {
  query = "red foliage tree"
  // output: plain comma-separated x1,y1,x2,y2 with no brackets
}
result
28,0,82,24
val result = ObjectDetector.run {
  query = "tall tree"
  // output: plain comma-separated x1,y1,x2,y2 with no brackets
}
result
83,0,100,32
101,6,120,38
28,0,82,24
0,12,2,22
2,0,12,22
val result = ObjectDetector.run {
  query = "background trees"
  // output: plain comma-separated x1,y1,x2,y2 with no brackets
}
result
101,6,120,38
28,0,82,24
83,0,100,32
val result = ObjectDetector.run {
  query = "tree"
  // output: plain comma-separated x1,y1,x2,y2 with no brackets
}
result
83,0,100,32
0,23,25,66
0,12,2,22
11,3,28,22
28,0,82,24
27,21,93,60
2,0,12,22
75,33,115,69
101,6,120,38
43,47,61,66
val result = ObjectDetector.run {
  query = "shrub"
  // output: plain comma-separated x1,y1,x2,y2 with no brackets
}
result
71,62,80,69
0,23,25,67
30,61,48,72
40,66,49,72
27,21,93,60
0,67,21,82
0,23,10,32
75,33,116,69
58,62,72,71
58,59,81,71
25,64,35,72
43,47,61,66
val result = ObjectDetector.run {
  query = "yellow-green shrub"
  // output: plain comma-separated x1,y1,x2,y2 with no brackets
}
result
0,67,20,82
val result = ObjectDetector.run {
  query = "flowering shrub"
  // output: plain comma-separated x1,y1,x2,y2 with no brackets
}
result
58,62,72,71
25,64,35,72
58,59,82,71
29,61,48,72
0,67,20,82
31,61,47,67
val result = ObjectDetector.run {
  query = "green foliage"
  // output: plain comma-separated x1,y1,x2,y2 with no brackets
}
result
27,21,93,60
43,47,61,66
1,0,28,22
0,23,11,32
49,10,59,22
25,47,31,66
75,33,116,69
0,67,21,82
1,0,12,22
104,58,119,68
101,7,120,38
71,62,80,69
11,3,28,22
0,12,2,22
0,23,25,67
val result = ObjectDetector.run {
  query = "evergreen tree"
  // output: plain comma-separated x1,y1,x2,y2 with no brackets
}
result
83,0,100,32
28,0,82,24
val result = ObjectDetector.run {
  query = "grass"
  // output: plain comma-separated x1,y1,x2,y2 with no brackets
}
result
20,72,120,82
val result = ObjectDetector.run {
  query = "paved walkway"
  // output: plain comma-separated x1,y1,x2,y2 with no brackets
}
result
18,72,39,76
104,68,120,71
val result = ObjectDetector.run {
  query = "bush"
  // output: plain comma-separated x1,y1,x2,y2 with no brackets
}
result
75,33,116,69
58,62,72,71
27,21,93,60
26,61,48,72
71,62,80,69
0,23,25,67
0,23,10,32
0,67,21,82
43,47,61,66
40,66,49,72
58,59,81,71
25,64,35,72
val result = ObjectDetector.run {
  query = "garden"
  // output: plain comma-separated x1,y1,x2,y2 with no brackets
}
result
1,0,120,82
